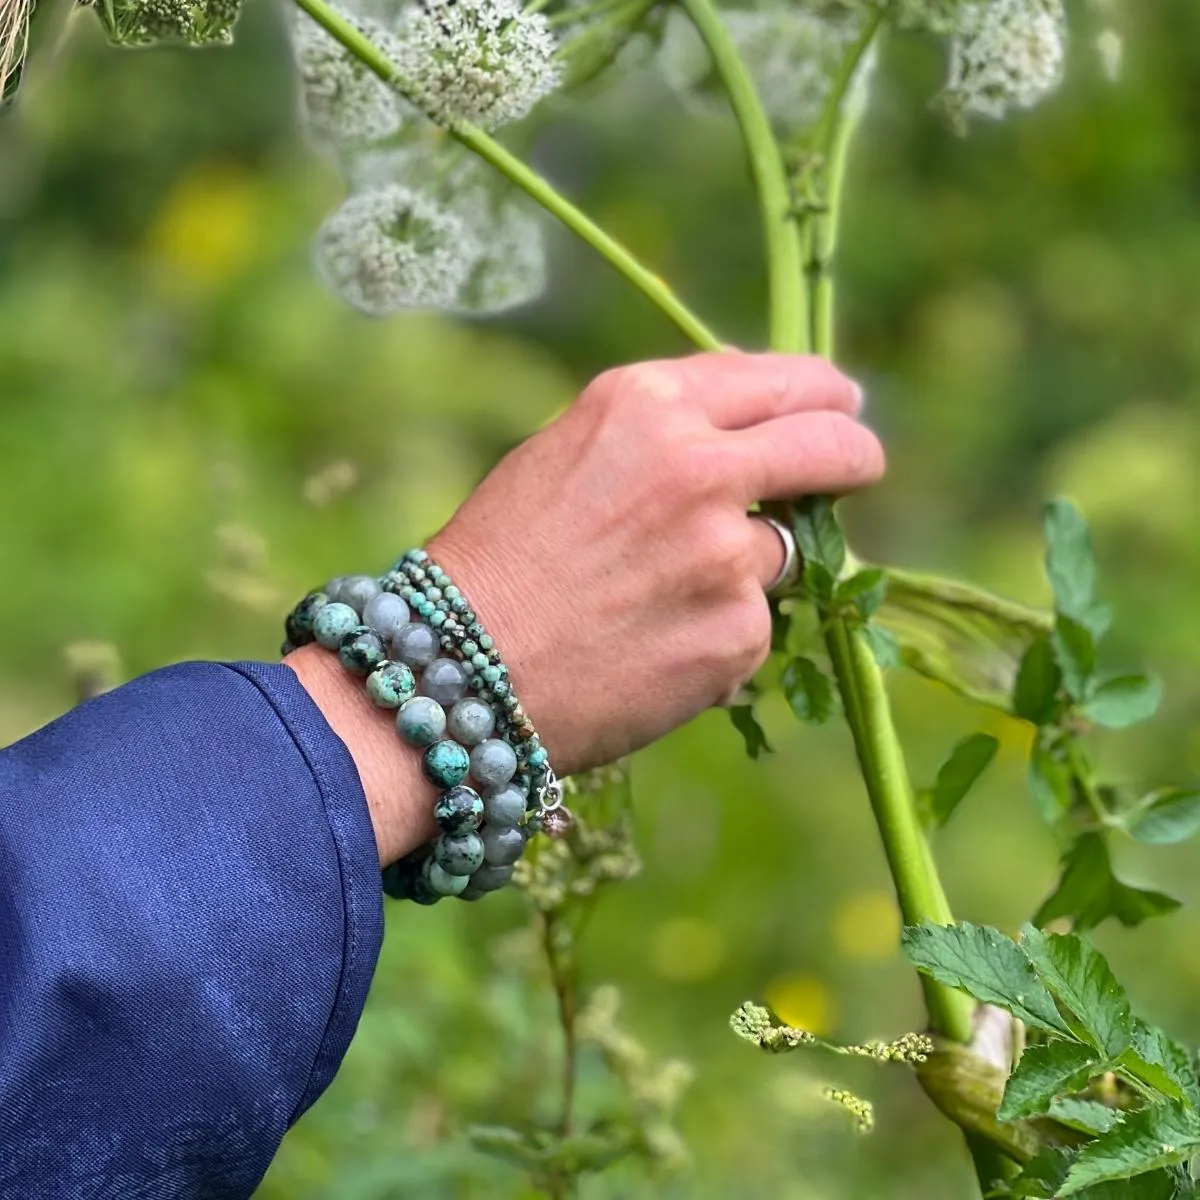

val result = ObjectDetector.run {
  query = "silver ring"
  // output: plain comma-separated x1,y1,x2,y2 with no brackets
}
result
752,514,801,596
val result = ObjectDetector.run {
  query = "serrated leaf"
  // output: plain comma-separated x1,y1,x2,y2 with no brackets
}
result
1019,927,1132,1058
803,560,836,606
1126,792,1200,846
793,495,846,578
999,1040,1104,1120
1044,499,1098,625
1029,744,1073,826
1073,1172,1192,1200
1119,1022,1198,1107
729,706,772,760
901,921,1072,1036
781,656,836,725
1054,614,1098,701
837,568,887,618
1082,675,1163,730
863,623,901,670
1014,637,1062,725
1035,834,1182,933
928,733,999,829
1012,1146,1073,1197
1059,1100,1200,1194
1049,1096,1125,1135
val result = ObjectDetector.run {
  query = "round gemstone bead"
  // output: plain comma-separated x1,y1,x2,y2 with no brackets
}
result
405,548,428,564
471,652,489,671
424,586,443,603
434,784,484,835
469,863,514,893
396,696,447,747
422,658,470,706
447,698,495,747
288,591,329,644
423,739,471,788
528,746,549,769
427,860,469,896
429,610,447,628
366,661,416,708
323,576,349,605
409,875,442,905
483,784,526,827
339,627,387,676
393,622,439,670
470,738,518,789
435,832,485,876
482,824,525,866
414,600,435,618
478,634,495,651
341,575,381,615
461,640,479,658
363,592,411,641
313,602,360,649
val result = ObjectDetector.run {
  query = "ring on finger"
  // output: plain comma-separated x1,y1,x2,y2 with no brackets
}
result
751,513,801,597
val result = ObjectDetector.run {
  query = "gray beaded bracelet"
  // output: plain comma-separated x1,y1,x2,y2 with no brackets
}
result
283,550,567,904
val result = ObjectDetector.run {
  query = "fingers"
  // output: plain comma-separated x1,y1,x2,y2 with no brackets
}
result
727,410,886,502
687,352,864,430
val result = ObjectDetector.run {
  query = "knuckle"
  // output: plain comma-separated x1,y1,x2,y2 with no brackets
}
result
702,518,755,578
730,591,772,668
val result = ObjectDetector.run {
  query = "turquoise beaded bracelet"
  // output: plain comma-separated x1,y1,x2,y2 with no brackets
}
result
283,549,567,904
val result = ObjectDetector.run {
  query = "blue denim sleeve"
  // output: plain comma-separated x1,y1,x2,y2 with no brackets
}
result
0,661,384,1198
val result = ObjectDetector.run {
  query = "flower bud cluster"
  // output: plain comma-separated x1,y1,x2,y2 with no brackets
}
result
89,0,242,46
729,1001,816,1052
822,1086,875,1134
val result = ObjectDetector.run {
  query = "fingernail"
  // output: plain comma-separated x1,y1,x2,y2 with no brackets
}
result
849,379,867,412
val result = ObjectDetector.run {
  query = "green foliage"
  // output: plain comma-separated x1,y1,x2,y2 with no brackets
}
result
920,732,999,831
728,704,772,758
904,922,1200,1198
792,495,846,582
782,656,837,725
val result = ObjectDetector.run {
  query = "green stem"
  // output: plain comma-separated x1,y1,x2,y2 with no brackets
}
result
291,0,723,352
677,0,807,351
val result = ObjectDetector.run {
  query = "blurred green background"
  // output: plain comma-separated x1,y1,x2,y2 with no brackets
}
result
2,4,1199,1196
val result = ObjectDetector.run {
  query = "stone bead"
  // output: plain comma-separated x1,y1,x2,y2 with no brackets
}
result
470,738,518,789
323,575,349,605
435,832,485,876
409,875,442,905
363,592,411,641
427,860,469,897
469,863,514,893
447,697,496,747
421,658,470,706
366,661,416,708
423,739,471,788
434,784,484,835
313,602,360,649
287,591,329,645
339,627,387,676
341,574,382,615
393,622,439,670
483,783,527,827
404,548,428,564
396,696,447,747
424,586,443,603
482,824,525,866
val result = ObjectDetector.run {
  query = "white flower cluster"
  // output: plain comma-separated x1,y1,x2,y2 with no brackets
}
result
292,12,408,149
396,0,562,130
660,5,868,136
90,0,242,46
943,0,1067,123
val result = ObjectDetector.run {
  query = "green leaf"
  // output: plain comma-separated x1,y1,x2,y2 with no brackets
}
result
836,568,887,618
1119,1021,1199,1106
1126,791,1200,846
1014,637,1062,725
1048,1097,1124,1135
901,921,1072,1036
862,623,901,670
729,706,772,760
1072,1173,1192,1200
803,560,836,606
1012,1147,1073,1197
927,733,999,829
998,1040,1104,1120
781,657,836,725
1059,1100,1200,1194
1054,614,1097,701
1044,499,1098,624
1029,744,1073,826
1082,675,1163,730
1020,927,1132,1057
793,495,846,577
1035,834,1182,933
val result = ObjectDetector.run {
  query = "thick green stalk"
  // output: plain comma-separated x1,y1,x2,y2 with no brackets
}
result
291,0,723,352
676,0,807,351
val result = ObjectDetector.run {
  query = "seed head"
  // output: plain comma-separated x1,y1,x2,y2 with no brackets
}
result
90,0,242,45
397,0,562,130
822,1086,875,1134
942,0,1067,125
313,183,479,315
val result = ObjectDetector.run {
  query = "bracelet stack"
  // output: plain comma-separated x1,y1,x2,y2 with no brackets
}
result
282,549,566,905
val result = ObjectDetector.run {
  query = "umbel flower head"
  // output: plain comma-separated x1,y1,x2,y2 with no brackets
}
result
292,10,407,149
314,183,479,314
942,0,1067,125
87,0,242,46
396,0,562,130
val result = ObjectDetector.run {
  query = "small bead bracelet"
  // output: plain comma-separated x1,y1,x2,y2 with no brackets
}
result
283,550,567,904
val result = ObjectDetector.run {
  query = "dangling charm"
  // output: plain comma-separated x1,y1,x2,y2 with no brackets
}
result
536,769,574,838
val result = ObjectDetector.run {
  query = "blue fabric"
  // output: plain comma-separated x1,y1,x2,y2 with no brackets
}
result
0,662,384,1198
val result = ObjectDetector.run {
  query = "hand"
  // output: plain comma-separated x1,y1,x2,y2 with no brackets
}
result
430,352,882,774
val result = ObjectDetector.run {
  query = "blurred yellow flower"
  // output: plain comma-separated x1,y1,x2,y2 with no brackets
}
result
832,890,900,962
650,917,727,983
763,973,833,1036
